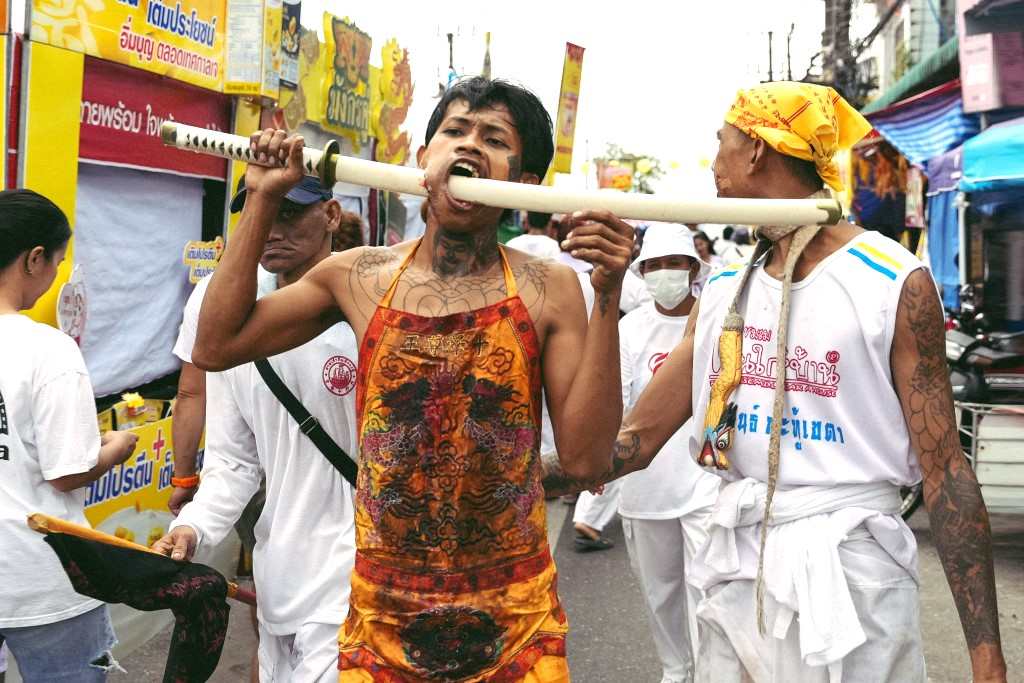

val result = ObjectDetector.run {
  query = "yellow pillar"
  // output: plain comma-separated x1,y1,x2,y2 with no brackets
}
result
226,99,262,239
19,42,84,326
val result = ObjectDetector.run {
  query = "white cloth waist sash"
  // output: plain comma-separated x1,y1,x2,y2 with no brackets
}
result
691,478,918,682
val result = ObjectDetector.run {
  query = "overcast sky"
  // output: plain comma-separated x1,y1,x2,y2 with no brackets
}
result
10,0,828,196
309,1,827,196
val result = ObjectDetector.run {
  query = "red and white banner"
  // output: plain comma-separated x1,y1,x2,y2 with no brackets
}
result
79,57,230,179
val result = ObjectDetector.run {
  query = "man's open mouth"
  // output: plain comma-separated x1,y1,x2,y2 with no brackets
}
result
442,158,485,211
450,160,481,179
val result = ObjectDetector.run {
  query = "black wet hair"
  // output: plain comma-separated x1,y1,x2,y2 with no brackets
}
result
527,211,552,229
425,77,554,180
0,189,71,269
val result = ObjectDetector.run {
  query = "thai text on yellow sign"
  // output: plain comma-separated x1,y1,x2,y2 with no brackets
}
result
322,13,370,147
31,0,226,91
86,403,204,543
553,43,584,174
182,236,223,283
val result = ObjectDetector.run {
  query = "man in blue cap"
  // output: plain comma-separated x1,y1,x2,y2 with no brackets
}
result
157,175,363,682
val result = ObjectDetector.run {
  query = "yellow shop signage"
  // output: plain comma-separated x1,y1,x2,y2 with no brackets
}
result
31,0,226,91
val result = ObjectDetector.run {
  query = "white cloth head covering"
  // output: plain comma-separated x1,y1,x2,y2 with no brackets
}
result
631,222,711,279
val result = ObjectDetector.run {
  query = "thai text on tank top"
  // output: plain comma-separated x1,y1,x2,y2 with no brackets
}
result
691,231,924,488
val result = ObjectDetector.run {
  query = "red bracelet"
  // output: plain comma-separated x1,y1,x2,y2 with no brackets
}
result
171,474,200,488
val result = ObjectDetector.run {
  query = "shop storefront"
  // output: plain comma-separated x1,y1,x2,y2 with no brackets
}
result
75,56,229,396
5,0,238,671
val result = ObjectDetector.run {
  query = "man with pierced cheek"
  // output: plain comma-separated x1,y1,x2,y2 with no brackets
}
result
191,76,635,682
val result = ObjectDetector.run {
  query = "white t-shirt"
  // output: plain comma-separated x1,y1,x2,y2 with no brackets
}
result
171,268,358,634
691,230,924,488
171,273,210,364
0,314,103,628
616,304,721,519
506,233,561,260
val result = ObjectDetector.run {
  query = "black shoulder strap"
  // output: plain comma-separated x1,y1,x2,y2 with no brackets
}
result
253,358,358,487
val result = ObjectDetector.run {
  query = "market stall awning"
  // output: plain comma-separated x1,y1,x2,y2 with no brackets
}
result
865,80,979,166
925,144,963,195
862,37,960,115
960,116,1024,192
925,145,964,309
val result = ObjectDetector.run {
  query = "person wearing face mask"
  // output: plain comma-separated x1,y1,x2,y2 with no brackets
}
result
541,82,1007,683
617,223,722,683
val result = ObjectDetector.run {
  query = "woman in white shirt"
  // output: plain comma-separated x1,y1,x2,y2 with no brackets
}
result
0,189,138,681
691,230,726,299
617,224,721,683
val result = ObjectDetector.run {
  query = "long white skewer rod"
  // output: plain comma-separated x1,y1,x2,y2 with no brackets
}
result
162,122,842,226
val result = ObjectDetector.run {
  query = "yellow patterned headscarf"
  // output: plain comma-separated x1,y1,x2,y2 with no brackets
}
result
725,82,872,193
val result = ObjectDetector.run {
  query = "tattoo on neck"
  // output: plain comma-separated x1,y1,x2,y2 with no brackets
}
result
432,229,500,278
507,155,522,181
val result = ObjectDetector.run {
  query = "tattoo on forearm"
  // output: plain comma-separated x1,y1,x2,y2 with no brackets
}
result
597,291,611,316
539,432,643,496
899,272,1001,653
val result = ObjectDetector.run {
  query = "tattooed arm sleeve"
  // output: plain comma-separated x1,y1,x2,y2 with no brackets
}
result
541,307,699,496
891,268,1007,682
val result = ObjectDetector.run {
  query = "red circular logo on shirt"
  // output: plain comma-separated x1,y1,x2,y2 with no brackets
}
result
322,356,356,396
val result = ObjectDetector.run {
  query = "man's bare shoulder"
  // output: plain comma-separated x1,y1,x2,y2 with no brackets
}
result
503,249,577,288
504,250,584,330
315,243,411,286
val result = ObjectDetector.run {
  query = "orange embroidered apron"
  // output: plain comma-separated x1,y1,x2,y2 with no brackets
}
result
339,241,569,682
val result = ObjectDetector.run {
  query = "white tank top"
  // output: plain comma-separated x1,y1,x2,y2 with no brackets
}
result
691,230,924,488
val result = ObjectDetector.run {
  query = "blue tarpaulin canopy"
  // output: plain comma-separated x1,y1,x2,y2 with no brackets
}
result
960,116,1024,192
926,146,963,309
866,80,979,167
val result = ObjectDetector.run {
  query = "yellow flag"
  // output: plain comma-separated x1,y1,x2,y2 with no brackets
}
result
552,43,584,174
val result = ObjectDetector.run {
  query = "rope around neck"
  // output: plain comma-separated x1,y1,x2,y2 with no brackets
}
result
754,222,823,634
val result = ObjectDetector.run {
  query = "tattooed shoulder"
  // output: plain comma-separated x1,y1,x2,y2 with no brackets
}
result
347,246,403,314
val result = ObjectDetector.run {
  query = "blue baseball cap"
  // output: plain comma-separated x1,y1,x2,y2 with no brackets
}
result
229,175,333,213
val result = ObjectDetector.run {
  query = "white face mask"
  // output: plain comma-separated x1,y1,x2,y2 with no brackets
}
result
644,268,691,310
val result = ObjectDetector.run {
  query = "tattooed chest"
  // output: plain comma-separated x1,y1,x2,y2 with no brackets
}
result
349,248,551,337
389,275,511,314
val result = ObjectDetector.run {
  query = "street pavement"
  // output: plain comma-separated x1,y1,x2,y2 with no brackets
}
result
110,503,1024,682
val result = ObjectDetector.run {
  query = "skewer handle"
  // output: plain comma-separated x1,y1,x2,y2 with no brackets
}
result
161,122,843,226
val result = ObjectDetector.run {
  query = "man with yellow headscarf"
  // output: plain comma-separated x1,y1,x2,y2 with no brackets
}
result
542,82,1007,682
